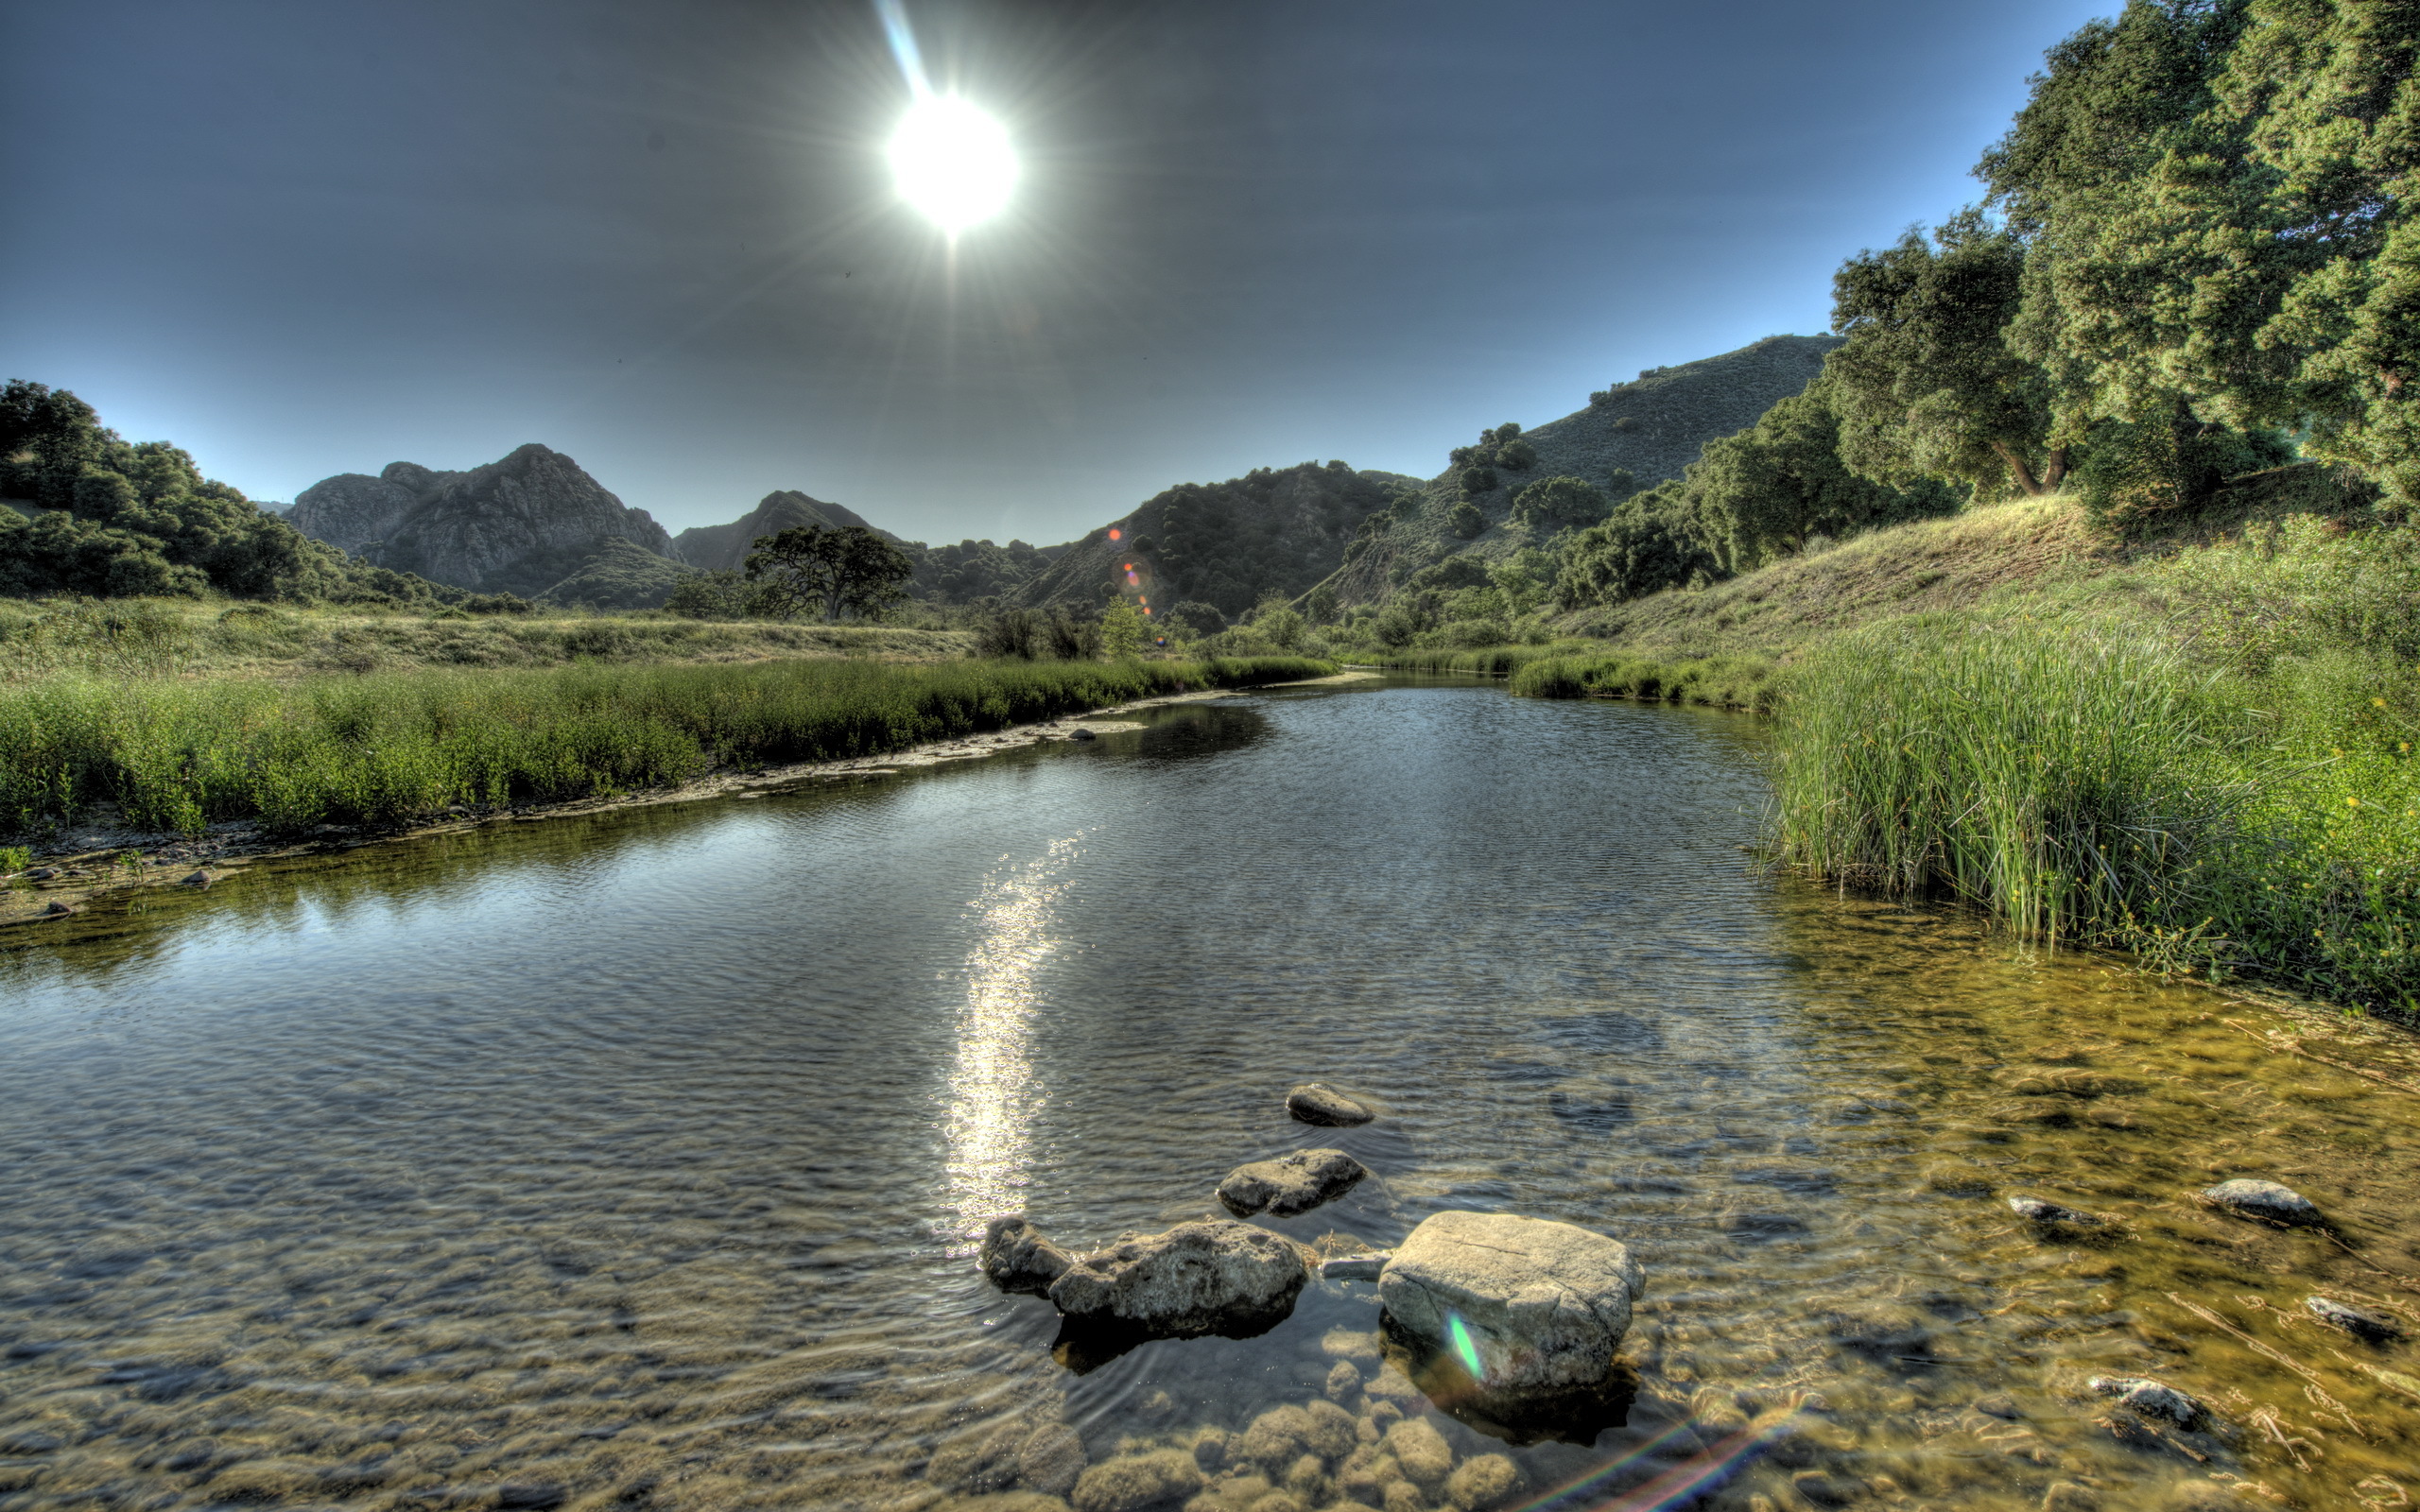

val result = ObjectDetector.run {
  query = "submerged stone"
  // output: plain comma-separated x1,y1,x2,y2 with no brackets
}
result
2087,1375,2206,1430
2007,1196,2102,1227
1376,1211,1641,1394
1218,1149,1368,1219
2307,1296,2404,1343
2200,1177,2323,1227
1322,1252,1390,1282
1287,1084,1375,1126
1072,1452,1201,1512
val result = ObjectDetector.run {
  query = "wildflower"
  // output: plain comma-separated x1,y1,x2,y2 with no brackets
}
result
2349,796,2361,807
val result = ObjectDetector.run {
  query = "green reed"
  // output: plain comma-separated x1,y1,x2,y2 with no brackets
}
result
1767,617,2420,1014
0,655,1333,837
1506,650,1778,712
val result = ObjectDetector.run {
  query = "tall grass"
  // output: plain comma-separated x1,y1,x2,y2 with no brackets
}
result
1509,650,1779,712
1769,616,2420,1014
0,655,1332,838
1370,644,1576,677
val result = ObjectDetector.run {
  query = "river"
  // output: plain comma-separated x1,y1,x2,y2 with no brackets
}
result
2,678,2416,1512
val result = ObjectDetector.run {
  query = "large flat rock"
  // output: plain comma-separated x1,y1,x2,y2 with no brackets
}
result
1047,1219,1308,1336
1376,1211,1641,1394
1217,1148,1368,1218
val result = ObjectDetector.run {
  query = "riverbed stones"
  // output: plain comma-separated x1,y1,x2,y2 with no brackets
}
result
2307,1295,2404,1343
1322,1252,1389,1282
1048,1220,1308,1335
2087,1375,2206,1430
1378,1211,1640,1394
1018,1425,1089,1497
980,1216,1076,1297
1072,1451,1201,1512
1379,1419,1451,1487
2008,1196,2103,1228
1218,1150,1369,1219
1286,1085,1374,1127
1443,1455,1523,1512
2200,1177,2323,1227
1324,1361,1360,1402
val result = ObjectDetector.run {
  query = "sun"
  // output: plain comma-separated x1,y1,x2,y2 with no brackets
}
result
889,94,1017,234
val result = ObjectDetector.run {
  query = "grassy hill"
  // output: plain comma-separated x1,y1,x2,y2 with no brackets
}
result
1323,335,1841,605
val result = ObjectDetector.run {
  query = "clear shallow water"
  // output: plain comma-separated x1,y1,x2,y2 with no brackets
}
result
2,680,2417,1512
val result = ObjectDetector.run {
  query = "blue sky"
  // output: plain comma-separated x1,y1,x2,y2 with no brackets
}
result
3,0,2114,543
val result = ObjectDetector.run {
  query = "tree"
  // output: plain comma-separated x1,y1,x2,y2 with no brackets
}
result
1446,500,1486,538
1554,494,1721,608
1827,212,2066,497
1688,382,1958,571
743,524,914,623
1488,546,1556,616
1510,475,1611,533
1100,595,1145,656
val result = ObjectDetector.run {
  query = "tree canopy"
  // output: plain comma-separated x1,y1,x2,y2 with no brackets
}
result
743,524,916,623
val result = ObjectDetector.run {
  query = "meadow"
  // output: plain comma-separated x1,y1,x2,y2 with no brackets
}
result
0,652,1332,837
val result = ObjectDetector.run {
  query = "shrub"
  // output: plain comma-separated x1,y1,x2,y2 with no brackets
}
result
1447,501,1485,539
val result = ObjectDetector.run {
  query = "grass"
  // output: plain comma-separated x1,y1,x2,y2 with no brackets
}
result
1363,642,1778,712
0,597,974,682
1766,604,2420,1017
0,654,1334,839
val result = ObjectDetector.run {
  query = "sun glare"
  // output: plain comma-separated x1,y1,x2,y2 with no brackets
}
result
889,94,1017,234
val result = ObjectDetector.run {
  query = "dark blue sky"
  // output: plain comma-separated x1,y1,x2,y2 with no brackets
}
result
4,1,2110,544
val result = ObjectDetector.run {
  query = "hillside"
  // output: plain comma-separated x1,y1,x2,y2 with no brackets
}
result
294,445,680,599
670,490,876,572
1323,335,1841,604
1011,461,1410,624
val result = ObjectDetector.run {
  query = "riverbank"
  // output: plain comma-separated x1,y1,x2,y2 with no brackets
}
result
0,655,1342,923
1400,502,2420,1018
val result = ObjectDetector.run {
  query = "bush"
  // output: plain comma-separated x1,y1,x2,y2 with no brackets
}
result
1459,465,1497,496
1447,501,1485,539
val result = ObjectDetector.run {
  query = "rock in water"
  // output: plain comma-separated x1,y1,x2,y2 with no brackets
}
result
2200,1178,2323,1227
2087,1375,2206,1430
2307,1296,2404,1343
1376,1211,1642,1394
1070,1450,1201,1512
1218,1149,1369,1218
1047,1220,1308,1335
1322,1252,1390,1281
2007,1196,2102,1227
1287,1084,1375,1126
979,1215,1076,1297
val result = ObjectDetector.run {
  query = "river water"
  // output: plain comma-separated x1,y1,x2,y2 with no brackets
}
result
2,679,2417,1512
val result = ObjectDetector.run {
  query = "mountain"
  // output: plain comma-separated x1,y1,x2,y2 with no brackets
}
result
1322,335,1843,604
291,445,677,598
534,538,696,610
669,490,876,571
1011,461,1410,621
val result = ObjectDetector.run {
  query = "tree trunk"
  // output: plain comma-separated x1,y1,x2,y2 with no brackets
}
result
1995,441,2047,497
2043,447,2068,491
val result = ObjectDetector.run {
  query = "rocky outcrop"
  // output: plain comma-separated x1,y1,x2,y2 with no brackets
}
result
2200,1178,2323,1227
1217,1149,1367,1218
1287,1084,1374,1126
1376,1211,1642,1395
1047,1220,1308,1335
289,461,458,553
671,490,875,572
293,446,677,598
980,1215,1076,1297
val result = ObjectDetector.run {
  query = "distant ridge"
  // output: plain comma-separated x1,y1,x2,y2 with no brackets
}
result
671,490,878,572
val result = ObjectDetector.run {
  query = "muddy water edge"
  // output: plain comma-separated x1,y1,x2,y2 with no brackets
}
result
0,677,2415,1512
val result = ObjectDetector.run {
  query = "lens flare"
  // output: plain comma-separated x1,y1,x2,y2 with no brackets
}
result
1108,528,1122,541
890,94,1017,233
1446,1314,1486,1380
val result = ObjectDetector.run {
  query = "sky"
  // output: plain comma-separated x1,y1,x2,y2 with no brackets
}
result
3,0,2115,546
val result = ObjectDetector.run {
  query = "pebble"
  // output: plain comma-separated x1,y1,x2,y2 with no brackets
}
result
2086,1375,2206,1430
2306,1296,2403,1343
2007,1196,2102,1227
2199,1177,2323,1227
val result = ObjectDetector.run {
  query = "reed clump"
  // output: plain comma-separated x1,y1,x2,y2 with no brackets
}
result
1507,650,1778,712
0,655,1332,838
1768,615,2420,1015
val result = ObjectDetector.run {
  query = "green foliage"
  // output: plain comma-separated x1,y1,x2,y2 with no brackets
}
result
1458,464,1497,496
1689,384,1959,571
1554,490,1721,607
1507,649,1778,711
744,524,916,624
0,654,1334,838
665,569,778,621
1827,212,2065,498
536,538,695,610
1100,596,1145,657
0,844,27,875
1769,610,2420,1013
1446,500,1486,539
2068,404,2295,532
974,606,1103,661
1509,475,1611,534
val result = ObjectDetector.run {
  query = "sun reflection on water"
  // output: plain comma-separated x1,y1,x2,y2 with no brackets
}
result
940,832,1086,1249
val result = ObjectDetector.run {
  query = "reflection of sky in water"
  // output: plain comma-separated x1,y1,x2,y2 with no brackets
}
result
941,832,1086,1246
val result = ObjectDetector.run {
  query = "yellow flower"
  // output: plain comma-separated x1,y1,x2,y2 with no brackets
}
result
2377,698,2389,709
2350,796,2362,807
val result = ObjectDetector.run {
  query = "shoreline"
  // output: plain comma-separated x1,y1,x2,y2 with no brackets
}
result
0,669,1377,927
